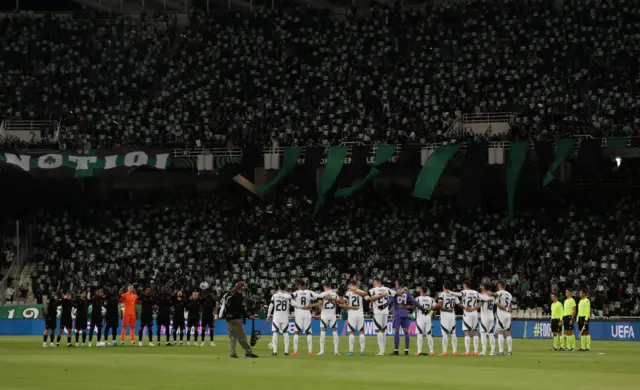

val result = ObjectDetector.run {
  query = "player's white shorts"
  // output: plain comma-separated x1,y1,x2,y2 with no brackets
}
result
372,313,389,332
462,312,478,332
347,314,365,333
416,316,432,335
496,311,512,331
271,317,289,334
479,315,495,334
440,313,456,334
293,315,312,334
320,316,337,330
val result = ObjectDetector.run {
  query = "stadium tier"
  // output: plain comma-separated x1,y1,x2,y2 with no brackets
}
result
2,0,640,148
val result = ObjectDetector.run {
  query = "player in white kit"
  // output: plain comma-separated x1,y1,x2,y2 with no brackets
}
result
305,282,340,356
342,280,366,356
473,284,496,355
414,286,436,356
267,283,294,356
291,281,319,356
493,281,513,355
453,281,480,355
436,281,459,356
349,278,400,355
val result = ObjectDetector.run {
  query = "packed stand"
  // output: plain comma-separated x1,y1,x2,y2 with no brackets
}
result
28,186,640,316
3,0,640,148
0,10,176,149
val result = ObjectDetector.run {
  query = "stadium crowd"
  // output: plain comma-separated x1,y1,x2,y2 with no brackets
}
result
2,0,640,149
25,185,640,317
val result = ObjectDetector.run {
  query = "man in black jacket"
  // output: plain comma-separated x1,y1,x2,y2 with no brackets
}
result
220,281,258,359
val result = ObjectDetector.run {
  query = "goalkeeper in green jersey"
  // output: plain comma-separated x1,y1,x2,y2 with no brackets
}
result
577,289,592,352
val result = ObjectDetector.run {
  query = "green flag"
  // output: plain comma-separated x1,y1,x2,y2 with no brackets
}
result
334,145,397,197
313,146,349,216
507,141,529,218
412,144,460,200
256,147,302,194
543,139,575,187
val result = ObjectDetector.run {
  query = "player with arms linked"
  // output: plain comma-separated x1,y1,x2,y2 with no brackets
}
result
186,290,202,346
104,287,120,346
74,291,90,347
414,287,436,356
43,293,61,347
156,288,173,346
56,293,75,347
304,282,341,356
138,287,156,346
88,289,105,347
199,287,217,346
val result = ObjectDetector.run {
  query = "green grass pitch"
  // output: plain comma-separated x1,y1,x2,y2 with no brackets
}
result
1,337,639,390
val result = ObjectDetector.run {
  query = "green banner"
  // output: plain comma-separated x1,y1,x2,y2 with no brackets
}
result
543,139,575,187
0,149,170,177
0,305,45,319
507,141,529,217
256,147,302,194
313,146,349,216
335,145,397,198
607,137,627,149
412,144,460,200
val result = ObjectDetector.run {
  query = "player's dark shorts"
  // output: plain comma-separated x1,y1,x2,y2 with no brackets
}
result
577,316,589,332
45,316,57,330
562,315,574,331
140,316,154,328
157,315,170,327
75,317,88,330
90,317,103,329
201,316,215,328
551,319,562,333
104,317,119,329
61,317,73,330
173,318,185,329
187,318,200,328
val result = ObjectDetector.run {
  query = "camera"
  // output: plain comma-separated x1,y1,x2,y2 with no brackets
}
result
250,329,261,347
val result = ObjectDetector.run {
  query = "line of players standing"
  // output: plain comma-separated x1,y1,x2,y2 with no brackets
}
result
42,287,218,347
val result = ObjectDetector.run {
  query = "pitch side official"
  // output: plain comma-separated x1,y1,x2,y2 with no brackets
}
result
219,281,258,359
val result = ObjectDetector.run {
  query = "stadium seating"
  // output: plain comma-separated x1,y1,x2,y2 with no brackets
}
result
2,0,640,148
23,186,640,315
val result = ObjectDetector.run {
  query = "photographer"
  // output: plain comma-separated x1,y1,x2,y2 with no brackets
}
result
219,281,258,359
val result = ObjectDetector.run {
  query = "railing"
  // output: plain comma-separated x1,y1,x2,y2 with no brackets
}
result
462,112,513,123
171,136,640,160
2,120,58,133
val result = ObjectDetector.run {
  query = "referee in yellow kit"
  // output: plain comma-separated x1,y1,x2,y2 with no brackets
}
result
577,289,592,352
550,293,563,351
562,289,577,351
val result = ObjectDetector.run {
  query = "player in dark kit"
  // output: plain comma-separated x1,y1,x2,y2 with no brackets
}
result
186,290,201,346
172,290,186,345
88,289,105,346
74,291,90,346
43,293,61,347
138,287,156,346
56,293,75,347
156,290,172,346
200,291,217,346
104,289,120,346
